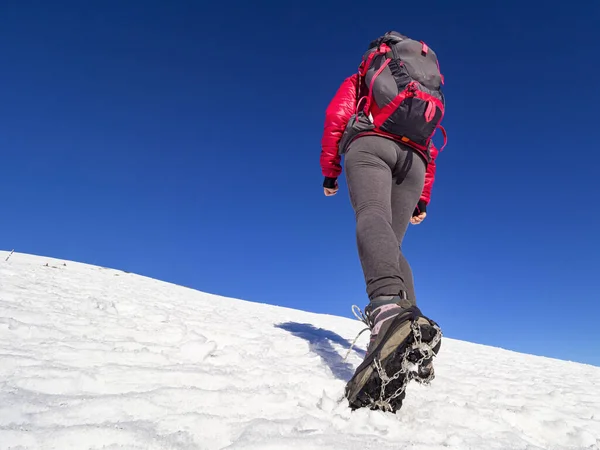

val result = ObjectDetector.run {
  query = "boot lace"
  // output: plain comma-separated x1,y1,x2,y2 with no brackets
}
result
342,305,373,362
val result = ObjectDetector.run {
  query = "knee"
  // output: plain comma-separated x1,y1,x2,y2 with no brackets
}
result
356,201,392,223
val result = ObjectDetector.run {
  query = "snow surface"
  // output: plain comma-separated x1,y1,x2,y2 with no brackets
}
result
1,251,599,450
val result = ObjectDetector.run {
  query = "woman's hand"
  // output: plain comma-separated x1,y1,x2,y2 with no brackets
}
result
411,200,427,224
323,177,339,196
410,212,426,225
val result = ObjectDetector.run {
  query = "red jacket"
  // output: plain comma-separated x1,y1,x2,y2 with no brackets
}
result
320,73,438,206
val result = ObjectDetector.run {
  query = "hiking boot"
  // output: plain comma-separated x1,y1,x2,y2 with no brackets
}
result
344,292,442,413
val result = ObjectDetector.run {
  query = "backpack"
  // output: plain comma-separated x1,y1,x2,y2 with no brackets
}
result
338,31,447,158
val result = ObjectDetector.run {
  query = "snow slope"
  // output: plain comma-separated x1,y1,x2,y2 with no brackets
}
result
1,251,599,450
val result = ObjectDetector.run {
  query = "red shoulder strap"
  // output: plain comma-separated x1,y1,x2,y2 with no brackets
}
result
437,125,447,151
359,44,391,77
364,58,391,114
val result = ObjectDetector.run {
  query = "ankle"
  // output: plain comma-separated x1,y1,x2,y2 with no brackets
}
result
370,290,410,306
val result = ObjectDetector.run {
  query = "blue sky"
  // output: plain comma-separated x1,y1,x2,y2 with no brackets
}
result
1,1,599,366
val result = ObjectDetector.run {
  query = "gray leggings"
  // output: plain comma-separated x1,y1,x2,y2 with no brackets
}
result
344,135,426,303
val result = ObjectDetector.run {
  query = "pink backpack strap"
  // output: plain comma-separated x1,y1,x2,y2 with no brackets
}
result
437,125,448,151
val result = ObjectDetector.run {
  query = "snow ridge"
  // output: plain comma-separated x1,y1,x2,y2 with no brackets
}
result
1,251,599,449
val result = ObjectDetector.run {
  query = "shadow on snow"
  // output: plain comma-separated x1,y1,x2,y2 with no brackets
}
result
275,322,366,382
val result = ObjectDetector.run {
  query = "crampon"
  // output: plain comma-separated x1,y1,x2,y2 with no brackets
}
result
344,306,442,413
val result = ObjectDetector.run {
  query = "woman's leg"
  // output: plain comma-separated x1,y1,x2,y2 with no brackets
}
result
343,137,441,413
390,143,426,304
344,136,425,302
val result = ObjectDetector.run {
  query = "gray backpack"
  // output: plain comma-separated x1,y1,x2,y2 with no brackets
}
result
339,31,447,157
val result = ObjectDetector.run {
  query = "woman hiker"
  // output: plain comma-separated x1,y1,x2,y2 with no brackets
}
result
319,31,445,413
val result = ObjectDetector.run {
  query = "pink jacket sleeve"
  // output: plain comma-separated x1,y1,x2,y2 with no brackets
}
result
420,144,439,205
320,74,358,178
